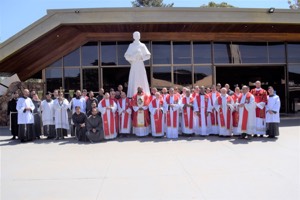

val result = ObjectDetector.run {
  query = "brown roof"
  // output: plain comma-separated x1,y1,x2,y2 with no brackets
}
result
1,7,300,80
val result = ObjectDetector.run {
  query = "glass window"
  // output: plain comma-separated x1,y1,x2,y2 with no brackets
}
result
233,42,268,63
213,43,231,63
117,42,131,65
174,66,192,87
152,66,172,88
82,42,98,66
193,42,211,64
63,48,80,67
64,68,80,91
268,43,285,63
46,67,62,92
289,64,300,85
194,66,212,87
49,58,62,67
83,68,99,92
102,67,149,92
288,64,300,112
101,42,117,66
173,42,191,64
143,41,151,66
287,43,300,63
152,42,171,64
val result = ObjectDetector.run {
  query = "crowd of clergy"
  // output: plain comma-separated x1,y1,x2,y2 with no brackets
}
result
6,81,281,143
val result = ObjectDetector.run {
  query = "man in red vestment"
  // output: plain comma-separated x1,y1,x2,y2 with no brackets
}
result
193,86,212,136
149,92,164,137
164,88,180,138
117,92,132,136
207,85,220,135
180,89,194,135
98,93,118,140
214,88,234,137
131,87,150,136
149,87,158,103
237,86,256,139
161,87,168,101
232,86,242,136
110,91,119,134
250,81,268,137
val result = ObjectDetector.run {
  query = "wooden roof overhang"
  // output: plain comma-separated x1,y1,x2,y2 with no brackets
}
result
1,8,299,81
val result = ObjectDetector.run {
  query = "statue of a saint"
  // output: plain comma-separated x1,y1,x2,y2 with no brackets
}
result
125,31,151,98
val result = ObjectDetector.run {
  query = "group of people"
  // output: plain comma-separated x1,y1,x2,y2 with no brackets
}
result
7,81,281,143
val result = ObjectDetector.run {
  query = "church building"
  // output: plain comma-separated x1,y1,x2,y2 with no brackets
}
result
0,7,300,113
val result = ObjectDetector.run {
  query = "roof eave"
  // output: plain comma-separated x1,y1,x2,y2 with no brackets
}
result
1,7,299,61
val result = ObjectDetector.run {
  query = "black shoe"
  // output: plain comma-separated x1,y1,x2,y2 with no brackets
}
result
239,133,246,139
36,136,40,139
253,134,258,137
10,136,16,140
54,137,59,140
259,135,264,138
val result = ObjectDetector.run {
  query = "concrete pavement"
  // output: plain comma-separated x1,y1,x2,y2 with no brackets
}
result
1,118,299,200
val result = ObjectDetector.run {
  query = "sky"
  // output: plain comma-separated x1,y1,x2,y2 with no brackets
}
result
0,0,291,42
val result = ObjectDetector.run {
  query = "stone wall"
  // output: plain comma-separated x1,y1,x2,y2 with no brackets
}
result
0,81,44,126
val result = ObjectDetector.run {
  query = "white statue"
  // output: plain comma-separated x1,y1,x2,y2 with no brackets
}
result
125,31,151,98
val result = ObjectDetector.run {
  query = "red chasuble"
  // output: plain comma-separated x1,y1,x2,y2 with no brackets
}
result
195,94,209,127
151,98,164,133
250,88,267,118
111,98,119,133
165,95,179,128
232,93,241,128
238,92,252,132
101,99,115,136
118,98,131,129
131,93,150,127
182,97,194,129
148,95,156,104
217,96,232,130
208,92,220,126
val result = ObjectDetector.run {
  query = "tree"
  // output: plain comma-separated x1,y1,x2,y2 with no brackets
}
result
131,0,174,7
200,1,235,8
288,0,300,9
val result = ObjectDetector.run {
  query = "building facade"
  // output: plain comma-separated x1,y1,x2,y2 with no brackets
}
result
1,8,300,113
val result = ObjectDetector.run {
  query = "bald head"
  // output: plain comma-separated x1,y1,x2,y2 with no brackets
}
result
151,87,157,95
104,92,110,99
162,87,167,94
200,86,205,94
242,86,249,94
121,91,127,99
155,92,161,99
186,89,191,97
23,89,30,97
169,88,174,95
221,87,227,95
255,81,261,89
235,87,240,93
